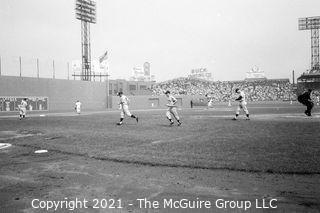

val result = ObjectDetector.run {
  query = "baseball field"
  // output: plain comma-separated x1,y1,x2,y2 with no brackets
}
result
0,103,319,213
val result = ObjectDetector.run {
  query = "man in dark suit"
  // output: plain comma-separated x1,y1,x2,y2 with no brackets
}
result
298,89,314,116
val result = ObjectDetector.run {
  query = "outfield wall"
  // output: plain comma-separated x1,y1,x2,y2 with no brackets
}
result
0,76,196,112
0,76,296,113
0,76,108,112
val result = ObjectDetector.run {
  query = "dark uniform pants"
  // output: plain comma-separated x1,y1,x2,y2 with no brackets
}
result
302,100,314,114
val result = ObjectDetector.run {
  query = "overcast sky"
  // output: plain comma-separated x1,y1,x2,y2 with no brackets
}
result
0,0,320,81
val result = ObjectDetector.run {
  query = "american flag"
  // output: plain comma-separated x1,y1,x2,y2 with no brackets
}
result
99,51,108,64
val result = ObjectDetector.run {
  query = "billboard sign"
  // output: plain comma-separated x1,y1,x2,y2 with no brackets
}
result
189,68,213,80
0,97,48,112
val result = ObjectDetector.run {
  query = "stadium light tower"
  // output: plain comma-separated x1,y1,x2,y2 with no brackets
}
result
299,16,320,73
75,0,96,81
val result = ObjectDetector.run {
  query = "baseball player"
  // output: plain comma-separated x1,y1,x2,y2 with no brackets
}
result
75,100,82,114
165,91,182,126
232,88,250,120
117,92,138,125
205,93,214,109
18,98,28,119
297,89,314,116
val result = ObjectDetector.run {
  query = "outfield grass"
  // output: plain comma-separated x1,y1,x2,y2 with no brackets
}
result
1,105,319,175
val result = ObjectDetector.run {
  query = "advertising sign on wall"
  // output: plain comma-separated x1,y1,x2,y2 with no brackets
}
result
0,97,48,112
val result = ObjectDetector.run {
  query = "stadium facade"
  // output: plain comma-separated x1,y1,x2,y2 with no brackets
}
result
297,72,320,94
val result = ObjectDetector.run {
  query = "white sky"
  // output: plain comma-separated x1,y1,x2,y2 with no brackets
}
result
0,0,319,81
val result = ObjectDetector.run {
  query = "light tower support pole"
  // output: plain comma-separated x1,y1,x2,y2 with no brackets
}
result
311,28,320,71
81,20,91,81
75,0,96,81
299,16,320,73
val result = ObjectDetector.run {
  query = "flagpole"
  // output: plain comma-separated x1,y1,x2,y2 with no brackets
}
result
106,70,110,108
99,50,109,109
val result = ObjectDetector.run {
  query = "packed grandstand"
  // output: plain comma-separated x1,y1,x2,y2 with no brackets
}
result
151,77,297,102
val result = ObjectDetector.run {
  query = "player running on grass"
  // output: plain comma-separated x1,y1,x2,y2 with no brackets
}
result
165,90,182,126
232,88,250,120
205,93,214,109
116,92,138,125
18,98,28,120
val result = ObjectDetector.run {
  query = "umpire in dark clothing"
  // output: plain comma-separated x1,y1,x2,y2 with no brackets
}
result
298,89,314,116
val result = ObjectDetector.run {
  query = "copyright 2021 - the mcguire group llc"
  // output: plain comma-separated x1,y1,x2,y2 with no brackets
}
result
31,197,277,211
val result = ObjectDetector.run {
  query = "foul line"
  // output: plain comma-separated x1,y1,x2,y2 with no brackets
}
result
0,134,37,141
0,143,12,150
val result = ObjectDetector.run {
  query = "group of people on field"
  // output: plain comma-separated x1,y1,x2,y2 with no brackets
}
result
116,88,252,124
116,90,181,126
17,88,316,124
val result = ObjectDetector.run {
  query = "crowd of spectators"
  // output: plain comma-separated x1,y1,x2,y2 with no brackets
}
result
152,77,296,101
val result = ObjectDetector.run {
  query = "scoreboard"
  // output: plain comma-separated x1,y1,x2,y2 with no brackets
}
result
0,97,48,112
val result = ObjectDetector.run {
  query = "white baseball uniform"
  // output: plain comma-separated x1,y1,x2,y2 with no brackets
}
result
119,95,132,118
166,94,180,120
236,91,249,115
19,100,27,117
208,98,213,108
75,101,82,114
